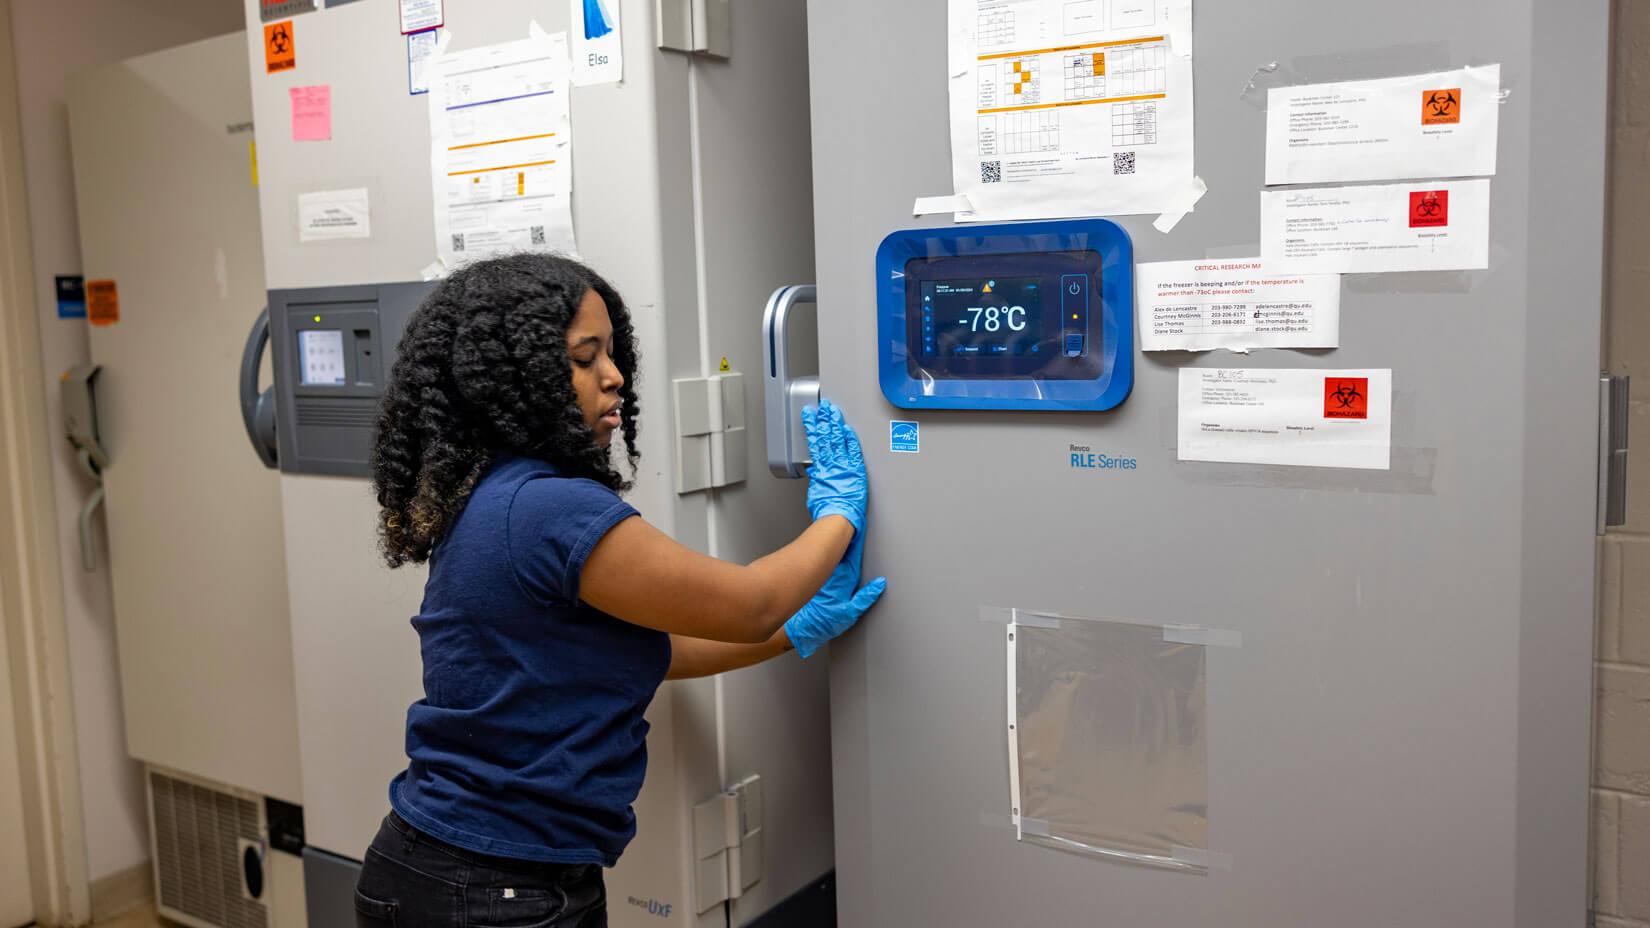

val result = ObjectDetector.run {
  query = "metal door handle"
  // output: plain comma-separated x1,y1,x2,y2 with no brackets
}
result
762,285,819,478
240,307,278,468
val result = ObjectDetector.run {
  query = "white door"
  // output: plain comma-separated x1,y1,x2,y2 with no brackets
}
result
65,32,302,803
0,589,35,928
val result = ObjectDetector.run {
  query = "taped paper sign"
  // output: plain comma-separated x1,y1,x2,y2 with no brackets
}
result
1178,368,1392,470
1260,179,1490,274
570,0,623,86
408,29,438,95
400,0,443,34
1136,259,1338,352
1266,65,1501,186
429,29,577,264
947,0,1196,220
298,188,371,242
289,85,331,141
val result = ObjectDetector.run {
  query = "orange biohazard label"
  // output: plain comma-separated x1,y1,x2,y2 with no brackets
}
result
1324,378,1369,419
265,21,296,73
1422,88,1460,125
86,280,119,327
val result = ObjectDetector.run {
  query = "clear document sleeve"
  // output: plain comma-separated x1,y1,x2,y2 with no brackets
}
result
1010,615,1210,872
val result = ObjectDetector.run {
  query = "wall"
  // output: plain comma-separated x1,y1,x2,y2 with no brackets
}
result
1595,0,1650,924
8,0,244,885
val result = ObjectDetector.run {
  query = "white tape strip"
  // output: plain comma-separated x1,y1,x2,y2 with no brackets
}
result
1171,845,1234,871
978,812,1014,831
979,606,1014,624
1011,609,1062,629
1152,176,1208,234
913,194,975,216
1163,624,1243,648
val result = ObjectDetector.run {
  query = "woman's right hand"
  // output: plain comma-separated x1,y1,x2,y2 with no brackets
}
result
802,398,867,533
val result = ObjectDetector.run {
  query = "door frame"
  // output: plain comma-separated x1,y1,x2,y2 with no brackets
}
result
0,0,92,924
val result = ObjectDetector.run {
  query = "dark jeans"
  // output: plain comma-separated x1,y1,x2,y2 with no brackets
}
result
355,811,607,928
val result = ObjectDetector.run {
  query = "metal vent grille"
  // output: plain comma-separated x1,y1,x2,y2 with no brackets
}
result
294,397,377,428
150,771,268,928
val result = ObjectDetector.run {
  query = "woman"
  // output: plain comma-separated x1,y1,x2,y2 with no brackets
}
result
353,253,882,928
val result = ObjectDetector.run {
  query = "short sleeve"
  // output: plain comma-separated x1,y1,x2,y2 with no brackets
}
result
507,476,639,605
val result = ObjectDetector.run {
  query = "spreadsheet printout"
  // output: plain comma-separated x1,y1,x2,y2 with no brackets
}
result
429,29,576,267
948,0,1195,219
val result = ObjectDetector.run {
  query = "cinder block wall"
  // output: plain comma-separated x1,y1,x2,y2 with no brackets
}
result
1594,2,1650,924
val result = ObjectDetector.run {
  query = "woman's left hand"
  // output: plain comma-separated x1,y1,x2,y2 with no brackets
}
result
782,530,886,658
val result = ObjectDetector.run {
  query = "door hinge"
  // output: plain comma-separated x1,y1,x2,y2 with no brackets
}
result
691,774,763,913
1599,374,1630,533
673,371,747,494
656,0,730,59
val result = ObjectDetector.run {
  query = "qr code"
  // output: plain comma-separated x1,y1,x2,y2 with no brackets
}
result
1113,151,1136,175
530,225,546,245
451,233,465,252
981,160,1002,183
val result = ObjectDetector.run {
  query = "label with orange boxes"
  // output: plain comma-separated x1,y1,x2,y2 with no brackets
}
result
1265,65,1501,186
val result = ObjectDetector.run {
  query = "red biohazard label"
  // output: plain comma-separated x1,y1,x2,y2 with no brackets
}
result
1324,378,1369,419
1409,190,1449,228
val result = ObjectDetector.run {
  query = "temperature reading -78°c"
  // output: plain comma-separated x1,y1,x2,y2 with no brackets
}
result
963,305,1027,332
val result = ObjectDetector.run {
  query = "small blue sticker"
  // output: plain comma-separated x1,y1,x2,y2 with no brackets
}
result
890,420,919,453
55,275,85,319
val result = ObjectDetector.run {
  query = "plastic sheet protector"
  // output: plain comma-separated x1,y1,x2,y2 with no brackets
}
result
429,28,576,265
1008,614,1211,872
947,0,1195,220
1259,179,1490,274
1265,65,1501,186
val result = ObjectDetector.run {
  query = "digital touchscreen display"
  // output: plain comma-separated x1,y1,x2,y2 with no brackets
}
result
919,276,1047,360
299,329,346,386
902,249,1103,381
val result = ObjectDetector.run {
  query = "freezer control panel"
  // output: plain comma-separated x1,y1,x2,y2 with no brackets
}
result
268,281,435,477
876,219,1133,411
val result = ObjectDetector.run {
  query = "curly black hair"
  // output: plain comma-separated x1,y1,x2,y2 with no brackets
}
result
371,253,641,567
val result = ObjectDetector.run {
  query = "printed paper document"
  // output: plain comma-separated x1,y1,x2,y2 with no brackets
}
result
1178,368,1392,470
1137,259,1339,352
1260,179,1489,274
1266,65,1500,186
947,0,1195,219
429,30,575,265
297,188,370,242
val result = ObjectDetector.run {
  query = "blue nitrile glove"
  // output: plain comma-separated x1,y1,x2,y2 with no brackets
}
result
802,398,867,534
783,531,887,658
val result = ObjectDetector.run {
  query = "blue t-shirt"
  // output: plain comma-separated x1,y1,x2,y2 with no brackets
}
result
389,455,671,865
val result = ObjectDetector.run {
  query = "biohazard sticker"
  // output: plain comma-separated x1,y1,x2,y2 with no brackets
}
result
265,21,296,74
1323,377,1369,419
86,280,119,327
1422,88,1461,125
1408,190,1449,228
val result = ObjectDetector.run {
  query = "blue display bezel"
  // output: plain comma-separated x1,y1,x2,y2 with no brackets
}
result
876,219,1134,411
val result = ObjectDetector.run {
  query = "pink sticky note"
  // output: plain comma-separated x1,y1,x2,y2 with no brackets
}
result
290,85,331,141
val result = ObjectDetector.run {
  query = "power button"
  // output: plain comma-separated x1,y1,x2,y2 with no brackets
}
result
1060,274,1088,357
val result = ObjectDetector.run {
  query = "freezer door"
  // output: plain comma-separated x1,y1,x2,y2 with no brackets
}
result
806,1,1604,926
67,32,301,803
